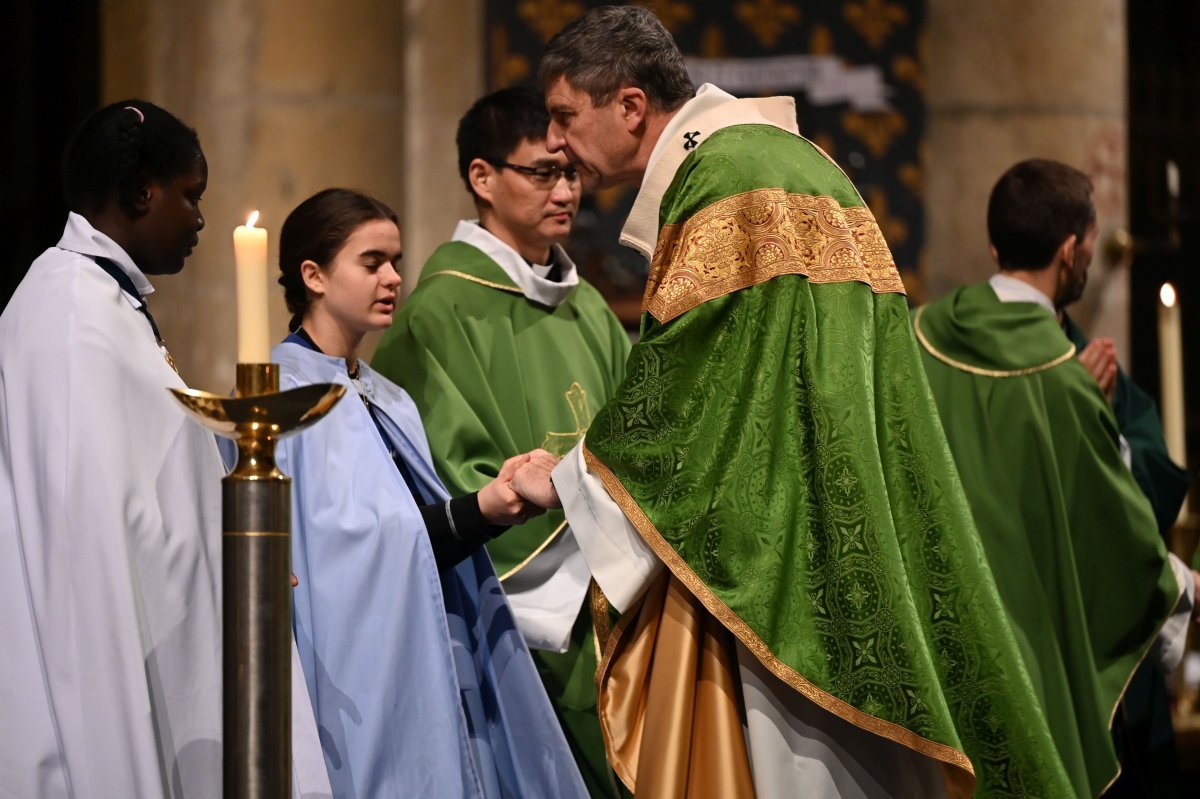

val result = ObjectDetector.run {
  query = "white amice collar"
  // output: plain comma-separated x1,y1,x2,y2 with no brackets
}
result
619,83,800,260
451,220,579,307
57,211,155,298
988,273,1056,316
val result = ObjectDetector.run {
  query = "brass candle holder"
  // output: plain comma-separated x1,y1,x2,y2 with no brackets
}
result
170,363,344,798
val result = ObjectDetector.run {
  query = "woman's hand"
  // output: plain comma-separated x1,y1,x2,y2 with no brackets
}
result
511,449,563,509
477,452,545,526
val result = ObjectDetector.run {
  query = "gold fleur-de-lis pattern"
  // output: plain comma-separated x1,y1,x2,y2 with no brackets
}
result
844,0,908,49
517,0,585,43
486,0,926,307
634,0,694,34
734,0,801,49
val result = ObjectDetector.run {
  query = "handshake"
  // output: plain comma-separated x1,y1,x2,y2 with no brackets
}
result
476,449,564,527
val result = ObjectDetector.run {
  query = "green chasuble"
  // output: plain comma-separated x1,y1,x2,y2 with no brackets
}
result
1061,311,1188,798
913,283,1180,797
372,236,630,798
1061,312,1190,534
584,121,1082,797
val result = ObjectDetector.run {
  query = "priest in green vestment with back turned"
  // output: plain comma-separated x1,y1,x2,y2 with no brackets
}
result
913,158,1198,798
372,87,630,797
506,7,1123,798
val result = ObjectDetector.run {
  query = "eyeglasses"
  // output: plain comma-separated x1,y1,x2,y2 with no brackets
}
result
490,160,581,188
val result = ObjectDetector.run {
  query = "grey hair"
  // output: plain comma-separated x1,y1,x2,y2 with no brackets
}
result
538,6,695,111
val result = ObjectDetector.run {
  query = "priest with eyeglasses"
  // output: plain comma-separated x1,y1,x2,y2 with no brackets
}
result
372,86,631,798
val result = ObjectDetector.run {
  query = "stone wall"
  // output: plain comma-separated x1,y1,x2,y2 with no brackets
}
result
100,0,1131,386
101,0,482,391
925,0,1129,356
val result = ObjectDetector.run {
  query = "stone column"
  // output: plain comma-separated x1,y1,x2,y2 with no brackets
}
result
102,0,481,390
401,0,484,288
926,0,1128,355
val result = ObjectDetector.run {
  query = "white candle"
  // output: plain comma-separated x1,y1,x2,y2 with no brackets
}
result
233,211,271,364
1158,284,1188,525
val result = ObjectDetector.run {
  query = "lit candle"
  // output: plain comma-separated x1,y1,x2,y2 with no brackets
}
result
233,211,271,364
1157,284,1187,506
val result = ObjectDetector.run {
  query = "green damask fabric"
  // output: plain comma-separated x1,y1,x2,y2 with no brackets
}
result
1061,312,1190,534
375,241,629,574
916,283,1179,797
372,240,630,798
585,125,1076,796
1061,311,1188,798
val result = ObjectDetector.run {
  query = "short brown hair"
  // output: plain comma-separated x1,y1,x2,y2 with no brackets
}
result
987,159,1095,271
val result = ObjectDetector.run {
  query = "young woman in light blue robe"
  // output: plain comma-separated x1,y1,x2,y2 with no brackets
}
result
271,188,588,798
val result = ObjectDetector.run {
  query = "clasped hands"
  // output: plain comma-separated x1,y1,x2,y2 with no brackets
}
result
476,449,563,526
1077,337,1117,401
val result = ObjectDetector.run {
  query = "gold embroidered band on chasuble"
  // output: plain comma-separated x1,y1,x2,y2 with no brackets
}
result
643,188,907,324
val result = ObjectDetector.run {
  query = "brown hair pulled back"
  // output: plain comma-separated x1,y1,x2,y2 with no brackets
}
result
278,188,400,331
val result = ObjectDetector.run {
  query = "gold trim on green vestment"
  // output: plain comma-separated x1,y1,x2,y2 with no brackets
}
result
425,269,524,295
644,188,906,324
913,305,1077,377
1097,564,1181,798
583,446,977,793
497,519,568,582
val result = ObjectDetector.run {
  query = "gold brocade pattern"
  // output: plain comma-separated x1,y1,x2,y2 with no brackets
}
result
584,446,978,796
644,188,906,324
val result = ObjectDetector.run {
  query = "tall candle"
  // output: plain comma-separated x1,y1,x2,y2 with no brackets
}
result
1158,284,1188,524
233,211,271,364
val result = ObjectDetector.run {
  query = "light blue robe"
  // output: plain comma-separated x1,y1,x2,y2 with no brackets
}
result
272,339,587,799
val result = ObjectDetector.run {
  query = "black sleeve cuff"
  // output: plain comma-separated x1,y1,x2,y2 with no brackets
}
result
419,493,510,573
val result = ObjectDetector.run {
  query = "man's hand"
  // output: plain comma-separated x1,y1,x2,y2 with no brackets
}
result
512,449,563,509
1078,338,1117,402
478,452,544,525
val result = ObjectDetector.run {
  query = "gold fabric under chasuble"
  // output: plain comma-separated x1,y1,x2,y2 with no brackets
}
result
598,574,756,798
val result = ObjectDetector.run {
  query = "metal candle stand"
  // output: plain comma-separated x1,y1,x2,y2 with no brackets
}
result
171,363,345,798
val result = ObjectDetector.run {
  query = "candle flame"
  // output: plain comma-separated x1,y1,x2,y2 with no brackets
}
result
1160,283,1177,308
246,210,260,229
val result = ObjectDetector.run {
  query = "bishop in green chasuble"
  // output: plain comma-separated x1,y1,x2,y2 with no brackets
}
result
553,86,1087,797
914,281,1185,797
373,220,630,797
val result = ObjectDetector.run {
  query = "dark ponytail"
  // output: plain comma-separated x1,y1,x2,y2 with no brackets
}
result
63,99,202,216
278,189,400,332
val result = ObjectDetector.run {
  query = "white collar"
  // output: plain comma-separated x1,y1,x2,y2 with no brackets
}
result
450,220,579,307
988,273,1056,316
57,211,155,298
619,83,799,259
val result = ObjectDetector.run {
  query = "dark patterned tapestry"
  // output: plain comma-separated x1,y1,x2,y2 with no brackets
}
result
486,0,926,322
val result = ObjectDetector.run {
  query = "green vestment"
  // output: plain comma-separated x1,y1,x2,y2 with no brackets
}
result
584,121,1081,797
1061,312,1190,534
914,283,1180,797
372,236,630,798
1062,311,1189,798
